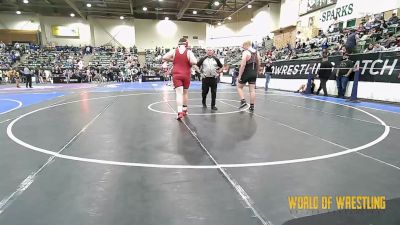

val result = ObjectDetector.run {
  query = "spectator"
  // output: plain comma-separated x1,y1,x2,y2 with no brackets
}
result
383,33,396,48
336,53,354,98
330,47,342,56
290,51,299,59
364,43,374,53
329,18,339,33
231,65,239,86
372,43,386,52
316,54,333,96
345,29,359,53
364,20,372,31
264,60,272,91
295,31,303,48
14,68,21,87
380,19,388,30
388,13,399,25
357,22,366,33
285,51,292,60
283,43,291,55
340,46,347,54
372,16,382,28
321,34,329,50
369,27,383,41
295,78,315,94
264,36,273,50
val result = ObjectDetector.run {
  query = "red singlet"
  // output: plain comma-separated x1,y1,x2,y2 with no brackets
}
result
172,48,191,89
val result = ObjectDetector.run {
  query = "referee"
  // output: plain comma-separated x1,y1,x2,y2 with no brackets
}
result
197,47,223,110
23,66,32,88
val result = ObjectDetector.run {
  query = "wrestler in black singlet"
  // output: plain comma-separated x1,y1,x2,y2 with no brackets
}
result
239,50,258,85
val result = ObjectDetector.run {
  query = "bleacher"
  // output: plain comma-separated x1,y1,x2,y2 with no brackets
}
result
20,48,83,70
89,52,126,68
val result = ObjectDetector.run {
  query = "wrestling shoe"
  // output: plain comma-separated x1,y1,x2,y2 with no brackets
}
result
176,112,184,120
249,105,254,112
239,99,247,109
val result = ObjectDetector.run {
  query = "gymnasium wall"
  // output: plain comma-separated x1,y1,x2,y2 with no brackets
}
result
0,14,40,43
40,16,92,46
134,19,207,51
279,0,300,28
0,13,206,49
0,13,40,31
90,17,135,47
207,3,281,47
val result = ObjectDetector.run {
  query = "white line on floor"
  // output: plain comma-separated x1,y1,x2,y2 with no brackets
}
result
0,98,66,125
356,152,400,170
164,99,272,225
219,100,399,171
0,99,23,115
265,98,400,130
0,118,12,124
0,99,116,215
6,92,391,169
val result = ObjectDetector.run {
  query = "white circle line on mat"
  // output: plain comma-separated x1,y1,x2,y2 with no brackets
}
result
6,92,390,169
0,99,23,115
148,98,250,115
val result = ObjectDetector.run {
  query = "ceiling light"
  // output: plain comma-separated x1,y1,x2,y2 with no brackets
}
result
23,0,29,4
165,17,169,20
193,10,197,15
247,4,252,8
120,16,124,20
86,3,92,7
70,13,75,17
227,16,232,20
143,6,147,11
214,1,220,6
16,11,21,14
158,0,163,1
217,22,221,25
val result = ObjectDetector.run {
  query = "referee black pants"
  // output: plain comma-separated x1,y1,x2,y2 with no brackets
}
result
317,78,328,96
202,77,217,107
25,75,32,88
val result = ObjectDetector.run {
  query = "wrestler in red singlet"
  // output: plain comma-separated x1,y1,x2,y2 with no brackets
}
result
172,47,191,89
162,38,197,120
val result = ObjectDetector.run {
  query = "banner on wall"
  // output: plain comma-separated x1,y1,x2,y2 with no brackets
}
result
268,51,400,83
320,3,354,22
51,26,80,37
310,0,399,25
299,0,338,15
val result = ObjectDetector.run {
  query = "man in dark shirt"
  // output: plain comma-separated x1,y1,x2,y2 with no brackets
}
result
345,29,358,54
336,53,354,98
264,60,273,91
383,33,397,48
316,54,332,96
388,13,399,25
197,48,223,110
23,67,32,88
